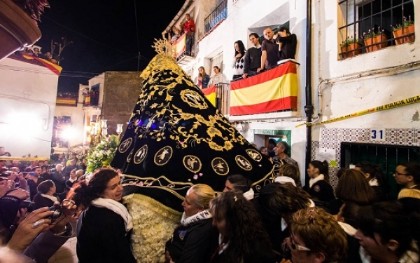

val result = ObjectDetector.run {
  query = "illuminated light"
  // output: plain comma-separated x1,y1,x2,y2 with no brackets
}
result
61,126,77,141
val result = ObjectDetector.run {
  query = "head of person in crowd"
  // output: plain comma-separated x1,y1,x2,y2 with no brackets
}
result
234,40,246,58
335,169,376,205
335,169,376,227
307,160,329,181
32,166,42,177
37,180,56,196
249,32,260,47
267,138,277,157
223,174,253,200
394,162,420,189
55,163,63,173
354,161,386,189
278,26,291,37
288,207,348,263
276,141,291,158
210,191,274,262
182,184,215,218
256,182,313,226
263,27,275,41
355,201,419,263
72,168,122,208
277,163,301,187
259,146,268,156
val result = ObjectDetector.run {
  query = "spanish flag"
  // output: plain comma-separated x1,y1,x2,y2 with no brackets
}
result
202,85,217,107
230,61,298,115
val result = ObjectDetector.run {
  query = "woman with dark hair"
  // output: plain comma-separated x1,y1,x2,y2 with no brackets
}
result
232,40,246,80
354,161,388,200
32,180,60,210
210,191,275,263
355,201,419,263
223,174,253,200
73,168,136,263
304,160,336,213
254,183,314,261
334,169,377,263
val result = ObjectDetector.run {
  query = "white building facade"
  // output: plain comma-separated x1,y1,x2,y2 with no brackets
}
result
167,0,419,189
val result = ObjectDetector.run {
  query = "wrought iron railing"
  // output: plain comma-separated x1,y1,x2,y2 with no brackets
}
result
204,0,227,34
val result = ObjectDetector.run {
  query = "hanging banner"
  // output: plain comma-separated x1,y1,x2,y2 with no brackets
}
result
229,61,298,115
296,95,420,127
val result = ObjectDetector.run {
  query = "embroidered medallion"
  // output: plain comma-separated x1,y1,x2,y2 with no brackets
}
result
246,149,262,162
154,146,173,166
133,145,148,164
180,89,208,109
235,155,252,171
118,138,133,153
126,150,133,163
183,155,202,173
211,157,229,176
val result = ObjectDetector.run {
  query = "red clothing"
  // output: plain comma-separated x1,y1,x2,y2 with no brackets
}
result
183,18,195,34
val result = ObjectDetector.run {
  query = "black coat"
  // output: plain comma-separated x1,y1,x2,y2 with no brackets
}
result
76,206,136,263
166,218,219,263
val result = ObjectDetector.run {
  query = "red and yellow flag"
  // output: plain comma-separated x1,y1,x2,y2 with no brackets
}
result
229,61,298,115
202,85,217,107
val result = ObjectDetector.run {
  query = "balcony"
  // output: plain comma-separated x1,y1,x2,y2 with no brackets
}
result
204,0,227,34
202,60,299,119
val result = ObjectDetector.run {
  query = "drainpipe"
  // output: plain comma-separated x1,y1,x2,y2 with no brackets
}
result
304,0,314,187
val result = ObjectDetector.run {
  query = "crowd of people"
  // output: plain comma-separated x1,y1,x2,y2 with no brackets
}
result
193,26,297,89
0,144,418,263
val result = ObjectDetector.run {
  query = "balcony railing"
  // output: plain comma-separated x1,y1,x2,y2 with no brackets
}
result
202,61,299,116
204,0,227,34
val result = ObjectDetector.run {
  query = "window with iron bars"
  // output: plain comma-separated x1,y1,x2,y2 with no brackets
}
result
338,0,414,59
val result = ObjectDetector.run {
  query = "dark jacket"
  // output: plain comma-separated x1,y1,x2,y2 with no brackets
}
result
166,218,218,263
76,206,136,263
31,193,56,210
243,47,262,73
304,180,336,213
277,34,297,60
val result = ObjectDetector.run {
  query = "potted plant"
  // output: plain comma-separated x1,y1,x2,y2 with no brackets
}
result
0,0,49,60
392,16,415,45
340,37,361,59
363,27,388,52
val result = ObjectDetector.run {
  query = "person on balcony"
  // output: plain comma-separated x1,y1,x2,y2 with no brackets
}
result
196,66,211,89
258,27,280,72
208,66,227,86
170,27,181,44
232,40,246,81
276,27,297,61
182,13,195,56
242,33,262,79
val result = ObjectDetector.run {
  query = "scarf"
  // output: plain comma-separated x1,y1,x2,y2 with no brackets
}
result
41,194,60,205
180,209,212,226
309,174,325,188
91,198,133,231
243,188,254,200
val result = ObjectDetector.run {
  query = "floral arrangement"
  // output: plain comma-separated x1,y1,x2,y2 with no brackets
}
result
86,134,119,173
13,0,50,21
391,16,414,31
340,36,359,47
363,27,385,39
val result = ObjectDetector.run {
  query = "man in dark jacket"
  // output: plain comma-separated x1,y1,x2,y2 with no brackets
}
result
242,33,262,78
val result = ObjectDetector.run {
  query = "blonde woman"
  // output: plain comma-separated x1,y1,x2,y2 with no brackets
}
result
165,184,218,263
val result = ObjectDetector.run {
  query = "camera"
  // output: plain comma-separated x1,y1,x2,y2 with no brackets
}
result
49,204,63,222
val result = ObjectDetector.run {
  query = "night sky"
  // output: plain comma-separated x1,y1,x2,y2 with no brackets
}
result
36,0,184,93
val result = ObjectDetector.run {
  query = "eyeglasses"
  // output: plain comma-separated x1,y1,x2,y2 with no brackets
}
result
287,236,311,252
394,171,409,176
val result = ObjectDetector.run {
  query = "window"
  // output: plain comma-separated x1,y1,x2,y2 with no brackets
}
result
338,0,415,59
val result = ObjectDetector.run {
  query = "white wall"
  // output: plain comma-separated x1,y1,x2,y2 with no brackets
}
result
0,58,59,158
